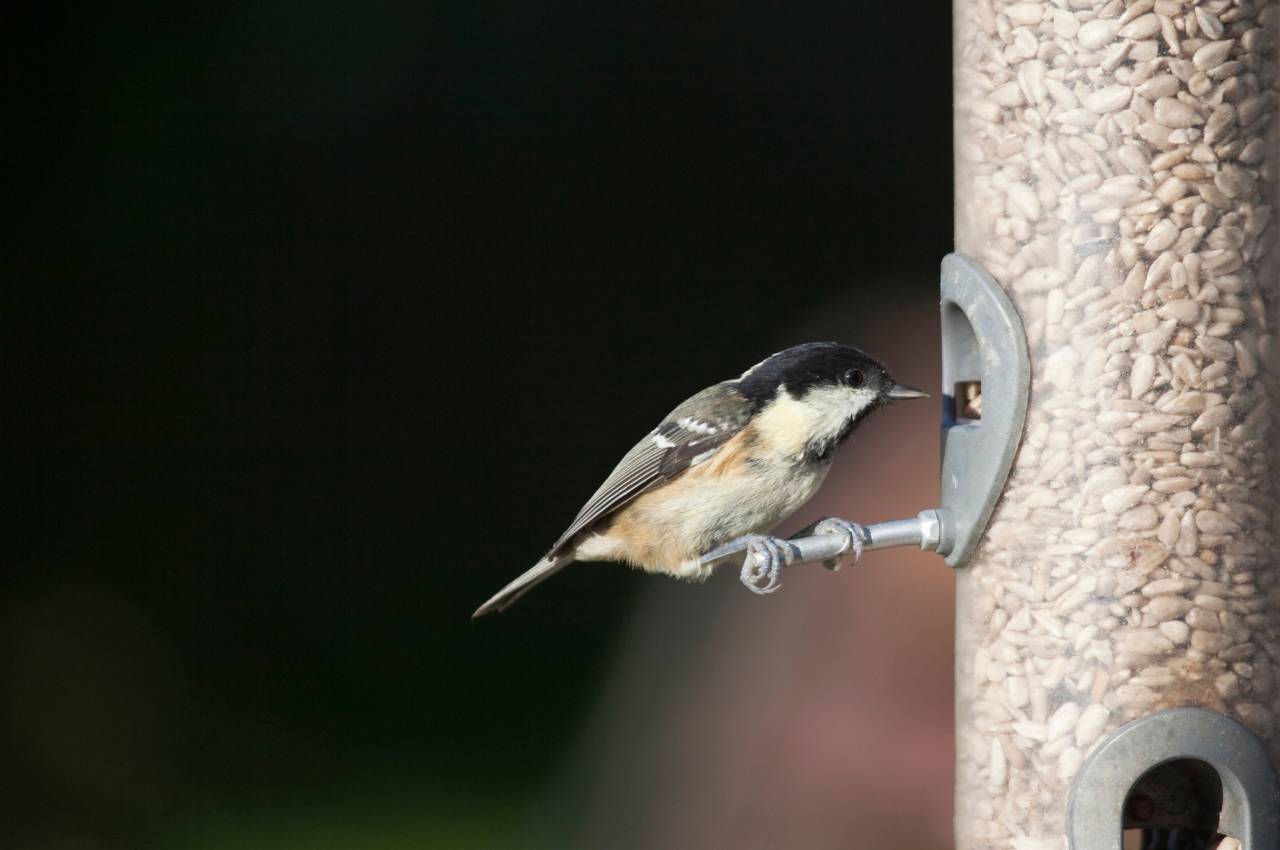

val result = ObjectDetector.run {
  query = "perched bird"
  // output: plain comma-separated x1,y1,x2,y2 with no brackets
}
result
473,342,926,617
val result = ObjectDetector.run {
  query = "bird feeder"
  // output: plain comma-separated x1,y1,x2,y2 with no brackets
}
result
950,1,1280,848
704,5,1277,846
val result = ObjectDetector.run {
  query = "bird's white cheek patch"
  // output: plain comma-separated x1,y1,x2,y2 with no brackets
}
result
752,386,877,458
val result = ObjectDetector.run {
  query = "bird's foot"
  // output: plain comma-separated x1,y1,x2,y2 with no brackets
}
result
733,535,797,594
795,517,865,571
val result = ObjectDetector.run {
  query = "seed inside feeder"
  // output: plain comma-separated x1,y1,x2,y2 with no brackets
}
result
955,380,983,420
953,0,1279,846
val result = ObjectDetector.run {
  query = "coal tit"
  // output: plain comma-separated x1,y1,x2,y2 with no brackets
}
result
473,342,926,617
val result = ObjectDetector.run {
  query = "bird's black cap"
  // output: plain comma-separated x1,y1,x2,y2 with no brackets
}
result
734,342,891,406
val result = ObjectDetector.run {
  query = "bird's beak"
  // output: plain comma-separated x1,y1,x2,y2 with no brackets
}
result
887,383,929,400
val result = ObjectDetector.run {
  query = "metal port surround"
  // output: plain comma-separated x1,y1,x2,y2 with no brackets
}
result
938,252,1031,568
1068,708,1280,850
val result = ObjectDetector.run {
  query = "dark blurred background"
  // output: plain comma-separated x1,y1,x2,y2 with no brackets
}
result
7,3,952,848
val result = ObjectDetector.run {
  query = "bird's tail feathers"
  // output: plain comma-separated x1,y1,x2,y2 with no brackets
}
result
471,553,572,618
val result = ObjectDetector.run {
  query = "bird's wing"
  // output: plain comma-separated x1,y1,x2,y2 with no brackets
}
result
547,382,752,556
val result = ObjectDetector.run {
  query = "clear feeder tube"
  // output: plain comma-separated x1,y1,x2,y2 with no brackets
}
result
952,1,1279,847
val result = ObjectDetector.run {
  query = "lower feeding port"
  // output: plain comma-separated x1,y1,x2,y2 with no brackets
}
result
1123,758,1223,847
1068,708,1280,850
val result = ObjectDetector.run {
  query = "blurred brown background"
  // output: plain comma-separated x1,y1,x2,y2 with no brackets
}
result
8,3,954,849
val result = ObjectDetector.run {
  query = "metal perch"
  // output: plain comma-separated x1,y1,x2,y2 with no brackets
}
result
700,509,947,594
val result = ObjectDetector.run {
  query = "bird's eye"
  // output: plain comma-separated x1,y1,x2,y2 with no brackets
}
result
844,369,865,387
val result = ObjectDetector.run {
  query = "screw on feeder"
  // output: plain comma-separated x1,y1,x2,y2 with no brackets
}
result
1126,794,1156,825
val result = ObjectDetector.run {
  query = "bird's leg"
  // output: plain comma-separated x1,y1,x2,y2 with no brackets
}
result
788,517,866,571
734,534,797,594
700,516,872,593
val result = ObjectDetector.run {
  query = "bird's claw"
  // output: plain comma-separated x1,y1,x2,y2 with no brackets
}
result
808,517,865,571
736,535,796,594
701,516,867,595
